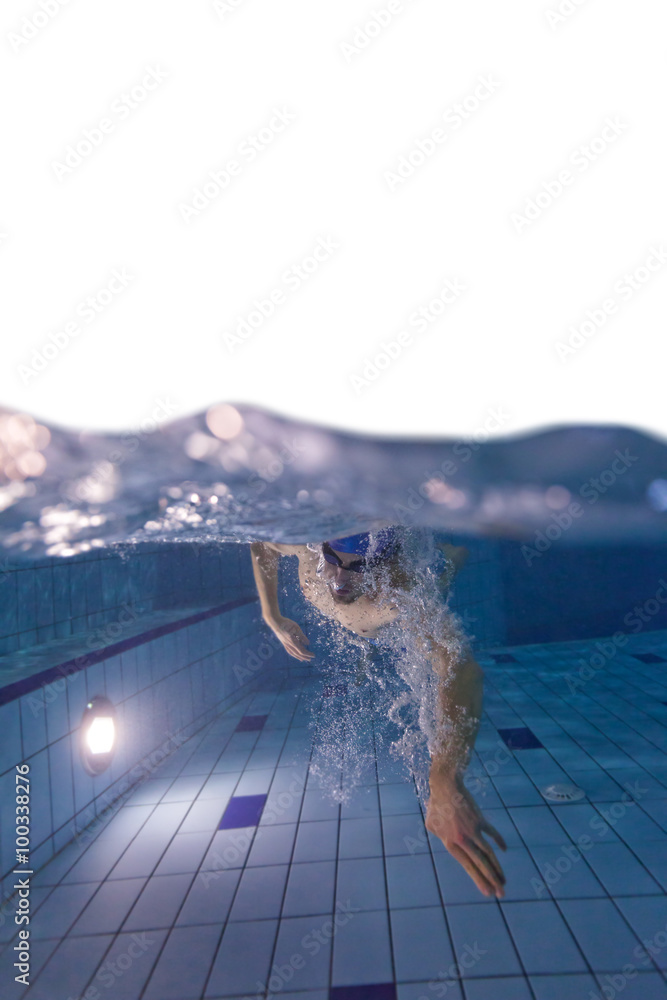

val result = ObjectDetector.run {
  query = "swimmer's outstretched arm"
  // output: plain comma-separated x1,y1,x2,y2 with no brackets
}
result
249,542,314,662
424,647,507,898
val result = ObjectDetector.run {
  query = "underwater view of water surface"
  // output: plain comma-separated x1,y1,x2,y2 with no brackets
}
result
1,402,667,999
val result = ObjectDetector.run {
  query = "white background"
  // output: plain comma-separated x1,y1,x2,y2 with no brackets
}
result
0,0,664,441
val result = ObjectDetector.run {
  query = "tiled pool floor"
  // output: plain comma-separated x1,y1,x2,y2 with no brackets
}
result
2,630,667,999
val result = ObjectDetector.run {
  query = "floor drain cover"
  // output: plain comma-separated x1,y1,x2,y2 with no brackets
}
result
541,783,586,803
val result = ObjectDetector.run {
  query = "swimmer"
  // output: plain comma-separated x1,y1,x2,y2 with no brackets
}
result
250,527,507,898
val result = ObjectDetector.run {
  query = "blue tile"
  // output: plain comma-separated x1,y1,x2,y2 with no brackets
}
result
498,727,544,749
336,858,388,912
30,882,99,940
0,700,22,774
142,923,221,1000
205,918,278,996
219,793,267,829
501,900,588,973
282,860,335,917
331,910,393,987
615,896,667,969
339,817,383,859
235,713,268,731
397,984,461,1000
123,873,193,931
594,972,667,999
334,988,396,1000
153,832,214,875
633,653,666,663
177,867,240,926
463,979,531,1000
390,906,454,981
20,688,48,759
70,877,147,935
19,932,113,1000
246,823,296,867
292,820,338,863
48,736,75,833
270,914,332,991
528,845,606,899
385,854,440,908
577,842,662,896
228,864,289,920
87,928,169,1000
529,974,600,999
446,902,522,977
492,774,544,807
492,654,518,663
559,898,646,971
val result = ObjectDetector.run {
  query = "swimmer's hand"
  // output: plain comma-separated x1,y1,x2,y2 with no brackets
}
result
426,769,507,898
268,615,314,662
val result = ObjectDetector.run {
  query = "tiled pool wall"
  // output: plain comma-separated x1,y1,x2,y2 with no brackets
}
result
499,541,667,645
0,541,246,656
0,543,295,904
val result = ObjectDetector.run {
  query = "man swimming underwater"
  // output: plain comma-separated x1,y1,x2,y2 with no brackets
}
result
250,526,507,898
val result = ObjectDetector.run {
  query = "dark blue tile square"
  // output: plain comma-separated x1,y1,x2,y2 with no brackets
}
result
498,727,543,750
633,653,666,663
235,714,268,732
491,653,518,663
330,985,397,1000
219,794,267,829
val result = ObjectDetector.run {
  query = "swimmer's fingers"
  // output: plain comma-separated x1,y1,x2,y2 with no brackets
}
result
447,842,498,898
281,626,314,661
470,834,506,888
480,819,507,852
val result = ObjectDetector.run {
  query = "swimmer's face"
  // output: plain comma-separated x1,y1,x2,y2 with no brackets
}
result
317,547,365,603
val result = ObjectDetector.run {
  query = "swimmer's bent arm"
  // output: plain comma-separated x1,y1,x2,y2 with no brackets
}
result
249,542,314,662
424,644,507,897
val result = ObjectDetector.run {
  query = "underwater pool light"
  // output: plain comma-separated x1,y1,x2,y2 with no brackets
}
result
80,696,117,775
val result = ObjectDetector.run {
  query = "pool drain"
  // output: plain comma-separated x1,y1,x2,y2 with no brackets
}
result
540,782,586,803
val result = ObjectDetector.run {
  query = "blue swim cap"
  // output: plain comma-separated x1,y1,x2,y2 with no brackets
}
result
326,532,371,555
326,527,399,557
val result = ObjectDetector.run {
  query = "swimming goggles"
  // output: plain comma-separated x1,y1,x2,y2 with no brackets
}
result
321,542,367,573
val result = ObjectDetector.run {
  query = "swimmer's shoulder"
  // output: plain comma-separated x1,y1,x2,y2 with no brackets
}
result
261,541,312,559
